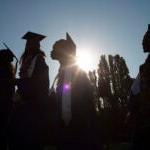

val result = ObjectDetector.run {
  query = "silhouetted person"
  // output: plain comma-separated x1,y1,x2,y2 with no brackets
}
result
9,32,50,150
0,49,16,150
50,33,99,150
129,24,150,150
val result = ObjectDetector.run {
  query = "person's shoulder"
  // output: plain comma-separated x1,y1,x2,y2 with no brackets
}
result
71,65,86,77
36,51,46,62
71,65,90,84
35,51,48,69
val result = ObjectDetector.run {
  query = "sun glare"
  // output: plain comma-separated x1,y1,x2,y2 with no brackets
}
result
76,50,95,72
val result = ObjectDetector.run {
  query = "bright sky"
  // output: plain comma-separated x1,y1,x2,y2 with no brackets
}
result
0,0,150,85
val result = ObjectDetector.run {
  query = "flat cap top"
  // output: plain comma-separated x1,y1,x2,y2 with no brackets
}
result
22,31,46,41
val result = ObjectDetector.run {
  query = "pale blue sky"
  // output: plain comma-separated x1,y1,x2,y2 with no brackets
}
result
0,0,150,85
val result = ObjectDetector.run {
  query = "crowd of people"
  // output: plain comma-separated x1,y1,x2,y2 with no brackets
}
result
0,24,150,150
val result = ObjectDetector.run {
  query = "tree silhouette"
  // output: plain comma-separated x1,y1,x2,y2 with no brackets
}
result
89,54,133,144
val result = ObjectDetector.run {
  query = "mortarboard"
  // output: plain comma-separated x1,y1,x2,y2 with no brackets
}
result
22,31,46,42
66,32,76,49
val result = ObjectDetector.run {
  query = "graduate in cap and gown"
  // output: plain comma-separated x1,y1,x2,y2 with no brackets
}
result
9,32,50,150
50,33,98,150
129,24,150,150
0,49,16,150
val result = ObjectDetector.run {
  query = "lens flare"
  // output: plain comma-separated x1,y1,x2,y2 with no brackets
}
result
76,50,95,72
63,83,71,93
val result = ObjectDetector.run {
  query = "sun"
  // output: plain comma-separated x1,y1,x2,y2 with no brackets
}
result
76,49,95,72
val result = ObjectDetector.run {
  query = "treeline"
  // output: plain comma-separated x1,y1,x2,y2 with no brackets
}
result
88,54,134,145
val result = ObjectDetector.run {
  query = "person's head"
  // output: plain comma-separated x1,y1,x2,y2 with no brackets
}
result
0,49,16,76
0,49,15,65
142,24,150,53
25,39,40,51
51,33,76,65
21,31,46,62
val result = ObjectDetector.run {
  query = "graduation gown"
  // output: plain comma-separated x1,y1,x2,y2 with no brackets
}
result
10,53,50,146
56,65,97,149
129,54,150,150
0,65,15,149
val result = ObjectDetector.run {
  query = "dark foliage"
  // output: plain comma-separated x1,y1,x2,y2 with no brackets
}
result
89,54,134,144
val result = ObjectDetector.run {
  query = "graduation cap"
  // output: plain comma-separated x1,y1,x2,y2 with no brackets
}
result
22,31,46,52
22,31,46,43
66,32,76,50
